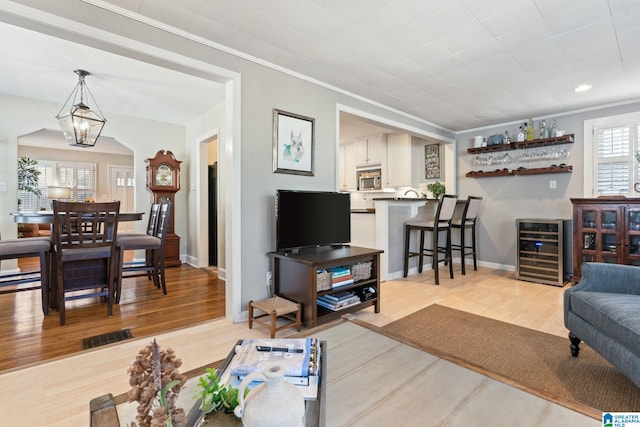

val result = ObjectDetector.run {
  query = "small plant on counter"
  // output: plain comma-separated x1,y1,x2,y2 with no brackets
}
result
426,181,446,199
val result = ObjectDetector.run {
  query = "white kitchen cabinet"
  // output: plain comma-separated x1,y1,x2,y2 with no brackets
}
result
355,135,386,166
387,134,436,188
340,142,357,190
386,134,412,187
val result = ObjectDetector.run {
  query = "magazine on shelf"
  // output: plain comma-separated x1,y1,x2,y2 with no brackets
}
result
219,338,321,400
322,290,357,302
317,296,361,311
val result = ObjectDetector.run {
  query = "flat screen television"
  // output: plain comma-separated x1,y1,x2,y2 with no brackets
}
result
276,190,350,252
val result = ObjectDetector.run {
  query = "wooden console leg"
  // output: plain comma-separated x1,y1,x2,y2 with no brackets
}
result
248,300,254,329
569,332,581,357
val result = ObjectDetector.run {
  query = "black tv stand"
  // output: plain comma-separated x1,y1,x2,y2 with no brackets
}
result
269,246,383,328
330,243,350,249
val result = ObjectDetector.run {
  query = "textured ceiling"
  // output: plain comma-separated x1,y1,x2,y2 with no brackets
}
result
93,0,640,131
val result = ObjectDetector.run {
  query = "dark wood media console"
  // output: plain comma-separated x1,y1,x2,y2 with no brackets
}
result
269,246,383,328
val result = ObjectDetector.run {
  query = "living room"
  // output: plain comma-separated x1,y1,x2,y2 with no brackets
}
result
1,1,639,425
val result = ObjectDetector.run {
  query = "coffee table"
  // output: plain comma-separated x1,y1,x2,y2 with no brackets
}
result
90,340,326,426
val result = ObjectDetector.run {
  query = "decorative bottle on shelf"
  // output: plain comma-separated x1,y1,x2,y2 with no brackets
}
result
539,120,548,139
550,120,558,138
526,118,535,141
517,125,525,142
504,130,511,144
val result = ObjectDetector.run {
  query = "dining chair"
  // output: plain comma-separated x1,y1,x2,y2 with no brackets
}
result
0,232,51,314
115,202,171,302
451,196,483,275
403,194,458,285
51,200,120,325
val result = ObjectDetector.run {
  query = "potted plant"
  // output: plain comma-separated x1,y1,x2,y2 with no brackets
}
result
426,181,446,199
17,156,42,210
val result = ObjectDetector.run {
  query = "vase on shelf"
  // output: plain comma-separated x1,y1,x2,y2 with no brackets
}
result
234,362,305,427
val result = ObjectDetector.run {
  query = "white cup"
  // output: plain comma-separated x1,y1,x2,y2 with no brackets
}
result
473,136,487,147
555,130,565,137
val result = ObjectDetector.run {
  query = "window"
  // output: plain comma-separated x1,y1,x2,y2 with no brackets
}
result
17,160,96,210
586,113,640,197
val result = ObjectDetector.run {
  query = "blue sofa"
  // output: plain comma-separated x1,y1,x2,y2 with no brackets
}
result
564,262,640,387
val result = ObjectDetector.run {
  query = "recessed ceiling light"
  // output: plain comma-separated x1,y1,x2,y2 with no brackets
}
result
574,84,592,93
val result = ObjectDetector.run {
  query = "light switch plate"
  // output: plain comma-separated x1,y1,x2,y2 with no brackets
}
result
0,182,6,192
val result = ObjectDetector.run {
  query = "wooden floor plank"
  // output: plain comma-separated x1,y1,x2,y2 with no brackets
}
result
0,258,225,372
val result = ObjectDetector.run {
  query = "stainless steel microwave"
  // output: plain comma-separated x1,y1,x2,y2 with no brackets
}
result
357,169,382,191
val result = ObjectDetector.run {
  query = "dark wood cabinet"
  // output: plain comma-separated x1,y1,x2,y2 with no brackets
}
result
269,246,382,328
571,198,640,281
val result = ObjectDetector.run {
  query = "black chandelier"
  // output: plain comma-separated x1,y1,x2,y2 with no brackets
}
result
55,69,106,148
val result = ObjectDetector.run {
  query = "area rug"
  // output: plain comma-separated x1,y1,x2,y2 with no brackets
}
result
369,304,640,418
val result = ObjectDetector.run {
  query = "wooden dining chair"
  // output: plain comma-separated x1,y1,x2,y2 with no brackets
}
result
51,200,120,325
0,232,51,314
115,202,171,302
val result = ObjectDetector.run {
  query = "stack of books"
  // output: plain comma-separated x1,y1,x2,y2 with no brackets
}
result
331,266,354,288
317,290,361,311
222,338,321,400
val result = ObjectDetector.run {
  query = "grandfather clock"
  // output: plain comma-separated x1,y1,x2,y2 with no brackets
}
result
146,150,182,267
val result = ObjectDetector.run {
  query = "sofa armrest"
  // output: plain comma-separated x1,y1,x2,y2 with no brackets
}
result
564,263,640,327
570,262,640,295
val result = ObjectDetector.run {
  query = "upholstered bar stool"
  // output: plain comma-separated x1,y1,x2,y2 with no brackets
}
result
0,235,51,314
248,296,302,338
403,194,458,285
451,196,482,275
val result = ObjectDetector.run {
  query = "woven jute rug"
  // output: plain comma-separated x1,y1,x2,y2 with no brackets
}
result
367,304,640,419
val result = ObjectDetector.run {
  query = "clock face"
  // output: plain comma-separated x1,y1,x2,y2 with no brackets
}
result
155,164,173,186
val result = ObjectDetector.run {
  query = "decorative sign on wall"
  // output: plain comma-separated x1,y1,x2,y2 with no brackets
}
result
425,143,441,179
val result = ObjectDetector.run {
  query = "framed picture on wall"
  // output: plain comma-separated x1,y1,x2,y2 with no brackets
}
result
425,143,441,179
272,109,315,176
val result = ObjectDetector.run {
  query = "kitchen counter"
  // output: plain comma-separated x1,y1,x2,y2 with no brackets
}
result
372,197,430,201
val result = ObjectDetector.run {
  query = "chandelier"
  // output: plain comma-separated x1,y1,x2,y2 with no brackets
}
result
55,69,106,147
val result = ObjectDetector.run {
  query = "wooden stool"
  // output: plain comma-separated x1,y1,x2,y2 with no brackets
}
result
248,296,302,338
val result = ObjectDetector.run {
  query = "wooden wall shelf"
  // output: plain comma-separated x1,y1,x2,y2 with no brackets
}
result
467,134,574,155
466,165,572,178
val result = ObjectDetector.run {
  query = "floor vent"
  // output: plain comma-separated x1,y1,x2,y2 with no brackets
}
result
82,329,133,349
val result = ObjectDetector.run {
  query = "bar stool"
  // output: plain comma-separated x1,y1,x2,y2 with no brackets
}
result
451,196,482,275
248,295,302,338
403,194,458,285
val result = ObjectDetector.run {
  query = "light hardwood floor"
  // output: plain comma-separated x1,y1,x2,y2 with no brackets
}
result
0,261,586,426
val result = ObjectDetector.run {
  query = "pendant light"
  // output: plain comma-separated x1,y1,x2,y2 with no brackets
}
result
55,69,106,147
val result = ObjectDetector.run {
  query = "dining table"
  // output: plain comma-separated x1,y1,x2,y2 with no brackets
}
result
10,210,145,225
10,210,145,311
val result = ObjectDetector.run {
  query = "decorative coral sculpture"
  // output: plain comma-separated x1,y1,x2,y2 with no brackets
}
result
127,339,187,427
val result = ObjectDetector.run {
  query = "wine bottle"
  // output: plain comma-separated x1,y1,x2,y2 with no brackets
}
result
526,118,535,141
550,120,558,138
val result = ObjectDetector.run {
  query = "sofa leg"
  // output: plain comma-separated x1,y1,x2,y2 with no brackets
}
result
569,332,581,357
